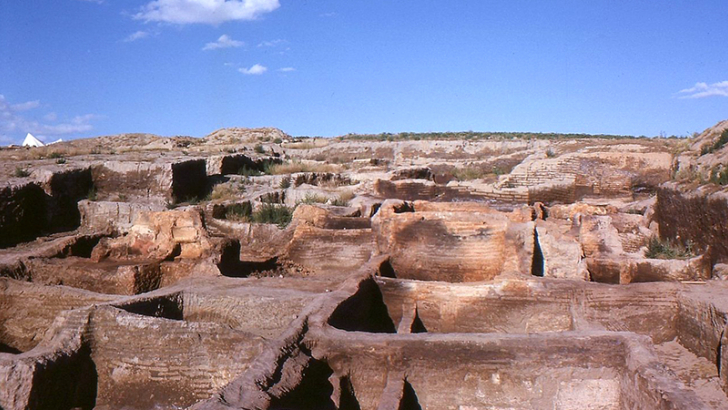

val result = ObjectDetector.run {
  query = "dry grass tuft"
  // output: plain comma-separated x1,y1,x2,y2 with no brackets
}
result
330,190,355,206
210,183,242,201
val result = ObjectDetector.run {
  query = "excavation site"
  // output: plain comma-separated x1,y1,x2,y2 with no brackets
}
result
1,123,728,410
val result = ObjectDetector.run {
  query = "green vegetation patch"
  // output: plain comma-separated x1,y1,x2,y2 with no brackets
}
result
297,193,329,204
252,204,293,228
645,237,695,260
14,167,30,177
700,129,728,155
225,202,253,221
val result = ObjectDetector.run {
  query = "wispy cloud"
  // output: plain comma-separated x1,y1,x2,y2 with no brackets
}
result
0,95,99,144
677,81,728,99
278,67,295,72
239,64,267,75
258,39,286,47
134,0,280,25
320,12,336,18
203,34,244,50
123,30,151,42
10,100,40,111
77,0,104,4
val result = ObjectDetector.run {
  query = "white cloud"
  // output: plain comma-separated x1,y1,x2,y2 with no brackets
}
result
123,31,151,42
78,0,104,4
134,0,280,25
203,34,244,50
257,39,285,47
11,100,40,111
678,81,728,99
238,64,267,75
0,95,99,145
278,67,295,72
320,12,336,18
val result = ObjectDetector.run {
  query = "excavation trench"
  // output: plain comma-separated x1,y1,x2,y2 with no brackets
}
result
0,168,94,249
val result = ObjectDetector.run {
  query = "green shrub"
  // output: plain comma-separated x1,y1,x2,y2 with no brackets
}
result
252,204,293,228
254,144,265,154
48,152,64,159
546,149,556,158
279,176,291,189
14,167,30,177
709,166,728,185
645,237,694,259
297,193,329,204
56,158,66,164
226,202,253,221
700,129,728,155
238,166,263,177
273,137,283,144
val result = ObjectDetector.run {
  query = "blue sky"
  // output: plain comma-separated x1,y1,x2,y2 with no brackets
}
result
1,0,727,144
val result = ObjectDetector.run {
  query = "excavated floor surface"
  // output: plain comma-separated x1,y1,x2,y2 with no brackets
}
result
2,127,728,409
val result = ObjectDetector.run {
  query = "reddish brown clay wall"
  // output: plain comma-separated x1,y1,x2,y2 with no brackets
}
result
655,186,728,264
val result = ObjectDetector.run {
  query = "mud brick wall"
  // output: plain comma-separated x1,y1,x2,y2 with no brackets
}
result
476,188,529,204
579,284,679,344
528,181,577,204
373,211,511,282
0,279,115,352
88,307,265,409
377,279,679,343
91,159,208,201
675,293,728,368
378,279,573,334
374,180,445,201
79,200,163,232
91,161,173,198
286,225,376,273
656,185,728,264
183,291,312,339
317,332,627,410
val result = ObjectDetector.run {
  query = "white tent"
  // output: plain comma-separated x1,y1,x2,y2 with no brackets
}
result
48,138,63,145
22,133,44,147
